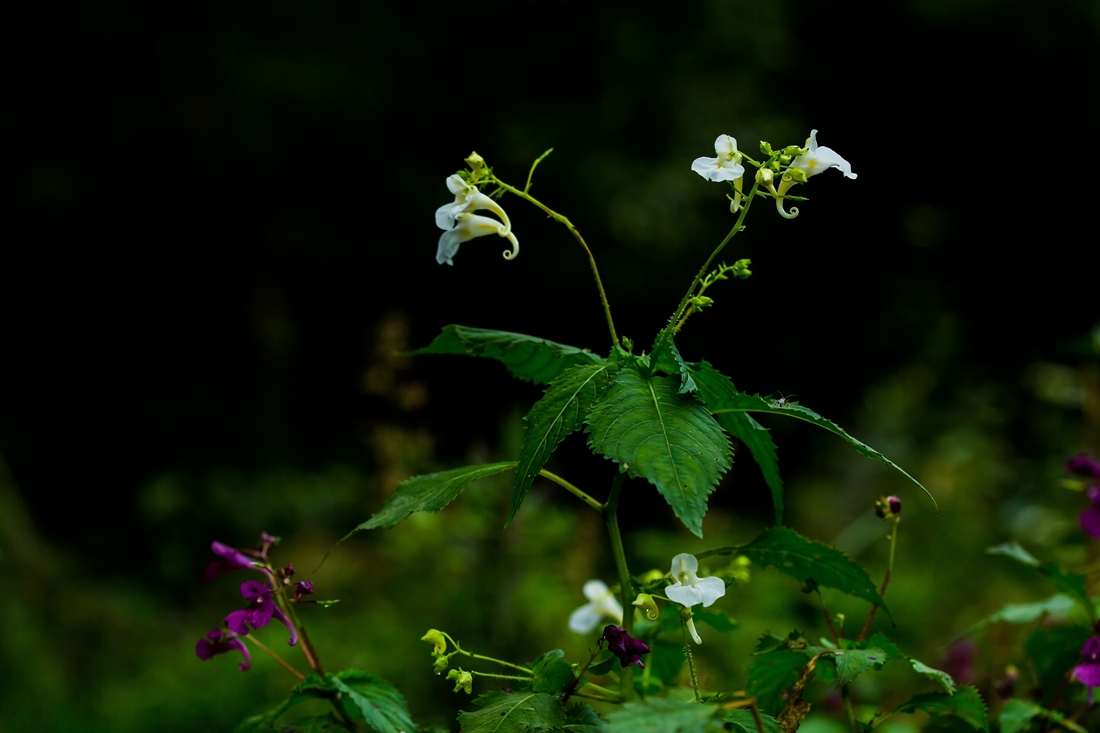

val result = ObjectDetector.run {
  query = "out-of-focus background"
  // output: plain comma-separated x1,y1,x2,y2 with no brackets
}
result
3,1,1099,731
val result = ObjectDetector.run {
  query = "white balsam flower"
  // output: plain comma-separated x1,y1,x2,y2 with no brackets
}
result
790,130,856,180
568,580,624,634
435,175,512,231
436,213,519,266
691,135,745,182
665,554,725,644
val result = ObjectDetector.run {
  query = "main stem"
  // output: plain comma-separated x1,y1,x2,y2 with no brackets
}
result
603,471,634,700
492,179,618,347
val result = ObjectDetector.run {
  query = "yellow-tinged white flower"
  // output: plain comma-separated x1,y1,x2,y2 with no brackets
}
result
568,580,624,634
691,135,745,183
436,213,519,266
435,175,512,231
790,130,856,180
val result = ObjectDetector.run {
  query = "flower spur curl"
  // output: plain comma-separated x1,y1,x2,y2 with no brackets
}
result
435,174,518,265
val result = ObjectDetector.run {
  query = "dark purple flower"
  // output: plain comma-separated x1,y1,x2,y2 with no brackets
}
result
195,628,251,671
1074,637,1100,705
887,496,902,516
1081,487,1100,538
202,541,264,582
941,639,976,686
225,580,299,646
294,581,314,601
601,625,650,669
1068,455,1100,480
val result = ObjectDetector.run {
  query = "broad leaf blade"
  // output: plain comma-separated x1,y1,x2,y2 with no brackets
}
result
509,363,619,525
910,659,957,695
738,527,891,620
345,462,516,539
457,692,566,733
604,699,718,733
411,325,604,384
652,338,697,394
276,714,343,732
987,543,1096,624
329,670,417,733
690,362,933,508
958,593,1076,637
586,367,732,537
563,703,605,733
832,648,888,687
526,650,576,695
895,687,989,733
720,412,784,526
233,674,332,733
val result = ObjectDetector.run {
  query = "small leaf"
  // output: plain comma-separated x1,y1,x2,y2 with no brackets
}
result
999,699,1086,733
509,363,619,526
527,650,576,695
746,651,810,716
736,527,891,620
832,648,888,687
411,325,604,384
987,543,1096,623
862,633,905,661
910,659,957,695
723,709,782,733
457,692,566,733
586,366,732,537
652,338,697,394
330,670,417,733
604,698,718,733
690,362,933,508
895,687,989,733
986,542,1040,566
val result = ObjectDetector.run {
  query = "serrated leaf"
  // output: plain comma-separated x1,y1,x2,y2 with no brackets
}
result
604,698,718,733
832,648,888,687
895,687,989,733
527,650,576,695
723,709,782,733
863,632,905,661
586,367,732,537
721,412,785,526
694,608,738,632
457,692,566,733
411,325,604,384
987,544,1096,623
344,462,516,539
910,659,956,695
276,714,342,732
508,363,619,525
563,703,604,733
736,527,891,620
999,699,1086,733
959,593,1076,637
652,338,697,394
746,651,810,716
585,652,617,677
330,670,417,733
690,362,933,508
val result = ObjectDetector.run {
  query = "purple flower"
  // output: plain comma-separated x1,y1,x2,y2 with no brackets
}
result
1073,637,1100,705
294,581,314,601
195,628,251,671
601,625,650,669
1068,454,1100,480
1082,487,1100,538
225,580,299,646
202,541,264,582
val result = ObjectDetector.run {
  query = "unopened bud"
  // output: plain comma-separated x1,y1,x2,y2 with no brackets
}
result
689,296,714,309
447,668,473,694
433,655,450,673
632,593,660,621
465,152,485,178
874,495,902,519
759,141,774,155
756,168,774,186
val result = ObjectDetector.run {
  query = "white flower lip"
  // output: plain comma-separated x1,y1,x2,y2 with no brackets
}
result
664,553,726,609
790,129,856,180
568,579,624,634
691,134,746,183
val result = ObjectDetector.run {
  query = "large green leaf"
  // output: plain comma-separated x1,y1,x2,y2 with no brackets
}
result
721,411,783,526
329,670,417,733
861,633,955,694
525,650,576,695
563,703,605,733
411,325,604,384
987,542,1096,624
604,699,718,733
457,692,566,733
706,527,890,620
343,462,516,540
895,687,989,733
586,366,732,537
508,363,619,525
690,362,933,507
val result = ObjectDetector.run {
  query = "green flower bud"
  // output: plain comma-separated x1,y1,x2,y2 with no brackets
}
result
465,151,485,179
689,296,714,308
759,141,774,155
784,167,809,184
433,654,449,673
447,668,473,694
783,145,804,156
756,168,774,186
779,154,792,165
632,593,660,621
421,629,447,655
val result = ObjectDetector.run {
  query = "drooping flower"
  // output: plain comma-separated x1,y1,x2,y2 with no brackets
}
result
421,629,448,655
1073,637,1100,705
601,625,651,669
568,580,624,634
691,135,745,183
225,580,299,646
665,553,726,645
195,628,251,671
435,175,518,265
435,175,512,232
790,130,857,180
202,541,265,582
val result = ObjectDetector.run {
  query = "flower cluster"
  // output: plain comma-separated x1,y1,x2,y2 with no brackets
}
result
435,170,518,266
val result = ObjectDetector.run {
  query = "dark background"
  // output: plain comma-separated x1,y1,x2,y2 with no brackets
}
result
2,1,1098,731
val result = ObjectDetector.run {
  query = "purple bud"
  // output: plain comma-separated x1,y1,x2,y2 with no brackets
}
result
295,581,314,601
283,564,295,578
1067,454,1100,480
601,625,651,669
887,496,902,516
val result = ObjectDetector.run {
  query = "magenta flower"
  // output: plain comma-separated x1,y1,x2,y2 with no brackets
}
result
601,625,651,669
294,581,314,601
1068,455,1100,537
1073,637,1100,705
226,580,299,646
202,541,264,582
1068,455,1100,479
195,628,251,671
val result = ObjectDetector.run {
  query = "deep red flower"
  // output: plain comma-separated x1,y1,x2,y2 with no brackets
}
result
601,625,650,669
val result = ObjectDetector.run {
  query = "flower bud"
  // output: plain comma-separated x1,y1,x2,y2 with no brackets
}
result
759,141,774,155
755,168,774,186
784,167,809,184
447,668,473,694
631,593,660,621
421,629,448,655
433,655,450,673
874,495,902,519
689,296,714,309
465,152,485,179
779,154,792,165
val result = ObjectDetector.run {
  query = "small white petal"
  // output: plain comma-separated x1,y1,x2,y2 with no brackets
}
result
686,617,702,645
713,135,737,156
694,576,726,607
436,229,461,265
445,174,469,195
583,580,610,601
568,603,602,634
435,201,466,230
805,129,819,151
691,156,719,179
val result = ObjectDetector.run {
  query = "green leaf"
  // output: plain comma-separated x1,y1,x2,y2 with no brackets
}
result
344,462,516,538
832,648,888,687
999,699,1086,733
604,698,718,733
746,651,810,716
411,325,604,384
234,674,333,733
859,633,955,694
863,632,905,661
959,593,1076,637
910,659,957,695
736,527,891,620
563,703,605,733
586,367,732,537
652,339,697,394
986,542,1040,566
585,652,617,678
1027,627,1091,704
526,650,576,695
457,692,566,733
693,608,738,632
509,363,619,525
275,714,343,732
723,709,782,733
689,362,934,508
648,638,686,686
895,687,989,733
329,670,417,733
987,543,1096,623
719,412,784,526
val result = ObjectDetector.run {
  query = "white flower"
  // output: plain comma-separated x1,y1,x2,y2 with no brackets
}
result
790,130,856,180
568,580,624,634
665,553,725,644
436,213,519,266
435,174,513,232
691,135,745,182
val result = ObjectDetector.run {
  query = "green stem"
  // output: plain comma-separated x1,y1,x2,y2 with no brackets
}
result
603,471,634,700
582,681,622,698
573,690,624,703
856,518,898,643
459,651,535,676
492,178,618,347
539,469,603,512
282,595,324,674
682,622,701,703
239,633,307,681
470,672,533,682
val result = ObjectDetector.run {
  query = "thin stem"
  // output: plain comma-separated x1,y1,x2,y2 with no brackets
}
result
524,149,554,194
582,681,622,698
563,645,602,705
282,595,324,674
841,686,858,733
471,672,534,682
456,649,535,676
682,622,701,703
749,700,767,733
539,469,603,512
603,471,634,700
492,178,618,347
241,634,307,681
573,690,624,703
856,519,898,643
816,591,839,646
